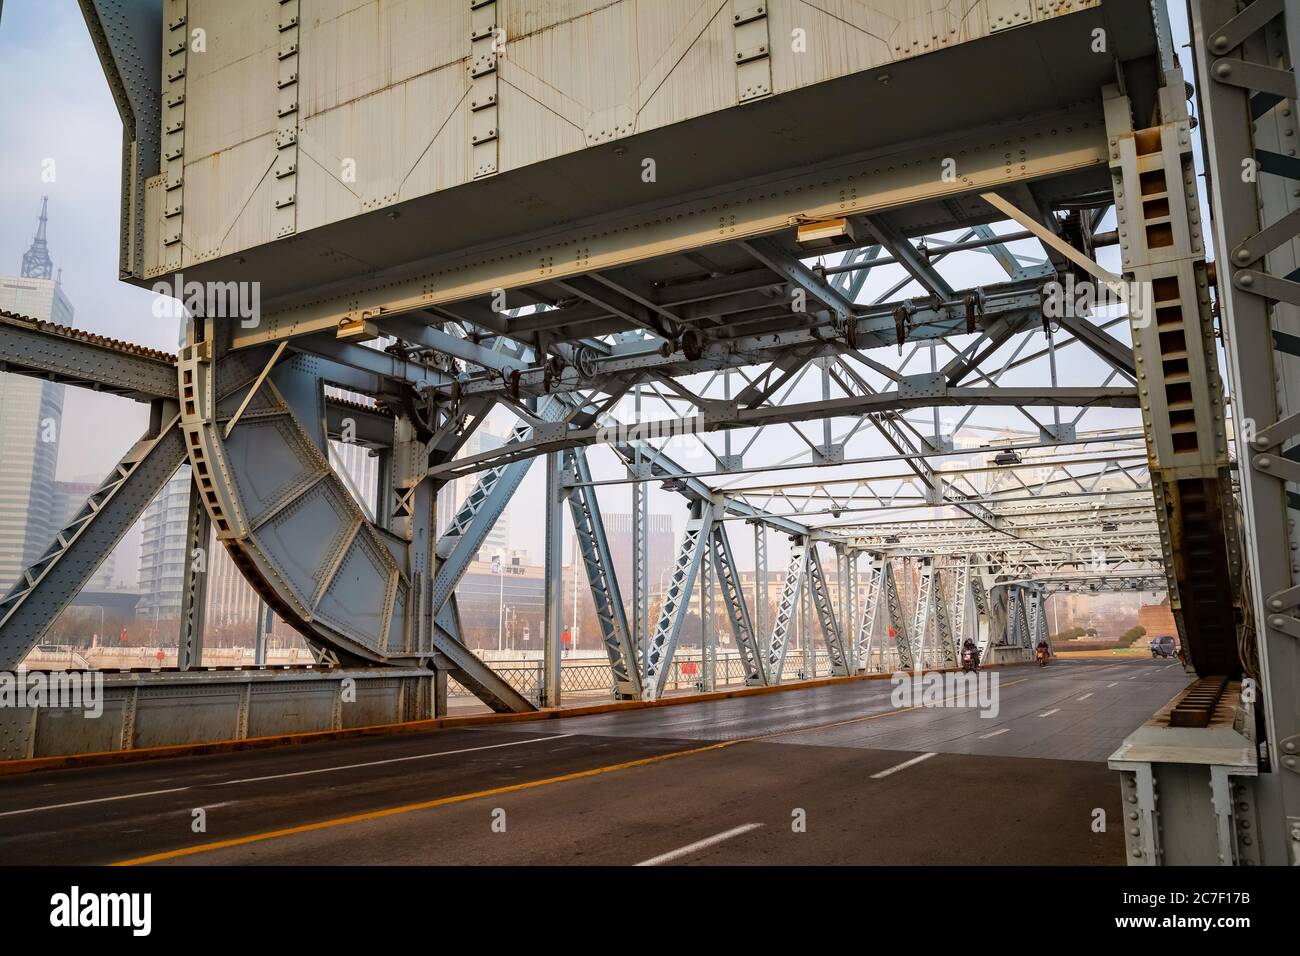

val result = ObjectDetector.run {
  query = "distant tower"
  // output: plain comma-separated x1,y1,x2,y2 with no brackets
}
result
21,196,55,280
0,197,71,596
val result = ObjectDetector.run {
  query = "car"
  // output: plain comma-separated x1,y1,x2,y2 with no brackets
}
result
1149,635,1177,659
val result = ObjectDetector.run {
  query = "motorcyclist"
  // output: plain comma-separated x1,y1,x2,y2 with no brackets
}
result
1035,639,1050,665
961,638,979,671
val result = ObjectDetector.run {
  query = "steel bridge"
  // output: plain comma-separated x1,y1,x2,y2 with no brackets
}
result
0,0,1296,866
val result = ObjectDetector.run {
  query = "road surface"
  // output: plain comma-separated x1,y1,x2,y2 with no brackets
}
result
0,658,1189,865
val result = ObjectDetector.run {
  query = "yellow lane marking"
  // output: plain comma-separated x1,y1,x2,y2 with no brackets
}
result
111,739,738,866
112,675,1031,865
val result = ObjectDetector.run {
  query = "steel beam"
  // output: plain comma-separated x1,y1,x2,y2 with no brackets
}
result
643,504,715,700
883,559,913,671
543,451,564,708
765,538,809,683
806,544,851,675
711,524,766,685
176,476,210,671
1104,77,1241,676
565,448,640,698
0,311,177,401
1189,0,1300,863
0,413,186,668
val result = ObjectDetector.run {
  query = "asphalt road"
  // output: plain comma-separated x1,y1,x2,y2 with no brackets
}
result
0,658,1189,865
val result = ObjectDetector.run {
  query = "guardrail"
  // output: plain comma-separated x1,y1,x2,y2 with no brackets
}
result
446,650,857,704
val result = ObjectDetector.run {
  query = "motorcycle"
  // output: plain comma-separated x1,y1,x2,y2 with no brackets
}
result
961,647,979,673
1036,645,1050,667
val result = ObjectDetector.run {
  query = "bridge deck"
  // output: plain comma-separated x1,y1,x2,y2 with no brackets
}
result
0,659,1189,865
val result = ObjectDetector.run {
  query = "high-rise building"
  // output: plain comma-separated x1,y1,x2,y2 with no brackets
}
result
0,198,73,593
437,425,509,560
136,466,192,628
572,512,675,599
205,539,261,632
51,479,116,591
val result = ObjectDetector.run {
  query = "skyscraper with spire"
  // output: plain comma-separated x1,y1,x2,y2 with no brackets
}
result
20,196,55,280
0,199,73,593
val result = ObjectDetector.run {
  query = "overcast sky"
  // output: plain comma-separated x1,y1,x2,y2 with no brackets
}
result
1,0,177,486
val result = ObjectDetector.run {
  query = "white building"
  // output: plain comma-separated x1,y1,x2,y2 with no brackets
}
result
0,200,73,594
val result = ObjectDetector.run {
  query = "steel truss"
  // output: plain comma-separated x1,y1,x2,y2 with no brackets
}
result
643,505,715,700
0,3,1247,814
1183,0,1300,865
711,524,766,686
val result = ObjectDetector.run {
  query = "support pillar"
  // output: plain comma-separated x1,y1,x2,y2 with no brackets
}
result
177,475,210,671
543,451,564,708
254,598,271,666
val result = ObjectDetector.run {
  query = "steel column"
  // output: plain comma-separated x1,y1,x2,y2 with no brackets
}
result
0,413,187,669
642,504,715,700
1189,0,1300,862
764,537,808,684
856,554,885,672
565,448,640,698
806,544,851,675
543,452,564,708
176,476,211,671
711,524,766,685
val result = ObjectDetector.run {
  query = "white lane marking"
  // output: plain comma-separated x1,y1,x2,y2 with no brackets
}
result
1107,682,1120,688
1077,692,1094,701
635,823,764,866
978,728,1010,740
871,752,938,779
1127,675,1139,680
1039,709,1061,717
0,734,574,816
217,734,574,785
0,787,190,818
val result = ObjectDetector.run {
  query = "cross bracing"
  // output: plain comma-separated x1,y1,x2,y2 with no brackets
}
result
0,183,1177,689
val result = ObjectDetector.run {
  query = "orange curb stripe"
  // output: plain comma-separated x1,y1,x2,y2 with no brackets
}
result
1,661,1033,777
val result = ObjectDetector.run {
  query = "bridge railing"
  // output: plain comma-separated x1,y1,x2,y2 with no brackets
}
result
447,651,850,704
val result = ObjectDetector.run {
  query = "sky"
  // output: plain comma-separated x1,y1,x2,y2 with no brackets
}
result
0,0,179,485
0,1,1195,575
